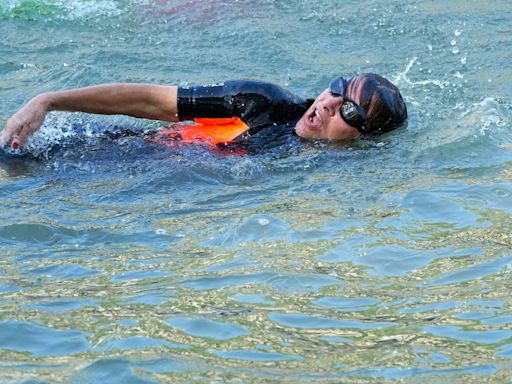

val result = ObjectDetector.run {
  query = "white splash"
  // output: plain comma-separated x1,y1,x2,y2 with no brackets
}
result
393,57,450,89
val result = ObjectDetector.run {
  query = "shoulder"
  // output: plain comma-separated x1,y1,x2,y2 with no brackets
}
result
179,80,296,98
224,80,289,96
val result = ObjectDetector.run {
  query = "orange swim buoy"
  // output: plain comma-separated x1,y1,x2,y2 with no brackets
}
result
155,117,249,145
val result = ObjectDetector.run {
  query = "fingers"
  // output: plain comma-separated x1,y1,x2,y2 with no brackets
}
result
15,125,34,148
0,119,16,148
1,117,22,149
2,96,48,149
0,118,13,147
1,114,39,149
11,134,21,149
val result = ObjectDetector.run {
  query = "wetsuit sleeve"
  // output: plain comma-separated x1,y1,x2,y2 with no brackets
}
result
177,80,309,130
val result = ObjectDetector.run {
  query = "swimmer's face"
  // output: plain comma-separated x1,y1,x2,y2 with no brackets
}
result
295,76,365,141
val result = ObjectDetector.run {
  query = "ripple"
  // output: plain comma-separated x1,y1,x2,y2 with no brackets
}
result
269,313,394,330
319,336,353,344
469,300,504,308
125,288,174,305
496,344,512,359
94,336,188,352
424,325,512,345
414,97,512,171
70,358,159,384
399,300,460,314
319,241,480,277
314,297,380,312
413,348,452,364
215,349,301,362
481,315,512,326
21,263,101,281
0,320,90,357
343,365,497,379
381,188,486,230
203,213,336,247
0,284,18,293
232,294,276,305
456,312,492,321
202,213,291,246
137,358,192,375
111,269,171,283
429,255,512,286
180,271,342,292
0,223,76,245
0,222,178,250
22,298,97,313
167,317,249,340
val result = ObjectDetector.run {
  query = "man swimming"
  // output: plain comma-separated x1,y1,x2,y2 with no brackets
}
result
1,73,407,150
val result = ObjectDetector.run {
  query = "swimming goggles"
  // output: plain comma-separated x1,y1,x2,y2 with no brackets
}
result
329,76,367,134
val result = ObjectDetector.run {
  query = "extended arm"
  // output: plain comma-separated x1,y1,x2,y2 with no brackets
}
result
1,83,178,148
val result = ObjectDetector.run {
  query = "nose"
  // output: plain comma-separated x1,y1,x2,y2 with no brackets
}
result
322,94,343,116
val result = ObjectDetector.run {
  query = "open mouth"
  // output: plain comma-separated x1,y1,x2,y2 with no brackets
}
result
307,108,321,130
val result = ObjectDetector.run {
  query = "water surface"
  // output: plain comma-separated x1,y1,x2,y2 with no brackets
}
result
1,0,512,382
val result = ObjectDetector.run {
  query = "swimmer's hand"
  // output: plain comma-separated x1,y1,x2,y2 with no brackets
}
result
1,94,50,149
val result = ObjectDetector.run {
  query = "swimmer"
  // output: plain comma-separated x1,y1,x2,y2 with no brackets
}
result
1,74,407,150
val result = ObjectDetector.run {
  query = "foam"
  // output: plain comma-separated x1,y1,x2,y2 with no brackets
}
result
461,97,511,139
1,0,124,20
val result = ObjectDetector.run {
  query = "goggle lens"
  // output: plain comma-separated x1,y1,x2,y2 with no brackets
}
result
328,76,367,133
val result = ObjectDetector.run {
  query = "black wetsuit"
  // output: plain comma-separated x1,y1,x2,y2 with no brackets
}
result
178,80,313,152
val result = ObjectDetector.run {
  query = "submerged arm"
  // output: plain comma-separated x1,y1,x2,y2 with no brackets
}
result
1,83,178,148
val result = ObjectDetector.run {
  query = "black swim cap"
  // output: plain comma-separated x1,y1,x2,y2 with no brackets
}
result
352,73,407,135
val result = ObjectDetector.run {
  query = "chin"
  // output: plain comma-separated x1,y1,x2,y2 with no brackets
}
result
295,116,317,139
294,118,307,138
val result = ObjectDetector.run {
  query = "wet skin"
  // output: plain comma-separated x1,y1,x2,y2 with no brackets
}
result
294,76,365,141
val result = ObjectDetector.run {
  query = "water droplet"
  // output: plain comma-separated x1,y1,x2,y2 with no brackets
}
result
258,218,269,226
155,228,167,235
451,39,457,46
